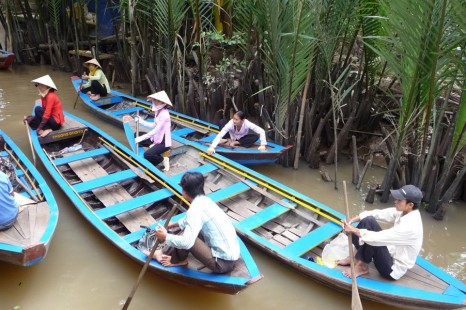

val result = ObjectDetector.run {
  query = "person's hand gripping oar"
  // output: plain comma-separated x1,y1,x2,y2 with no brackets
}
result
122,204,178,309
343,181,363,310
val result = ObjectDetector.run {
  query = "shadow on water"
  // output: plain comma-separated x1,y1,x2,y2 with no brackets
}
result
0,66,464,310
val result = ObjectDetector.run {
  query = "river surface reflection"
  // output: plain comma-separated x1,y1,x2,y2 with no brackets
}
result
0,66,464,310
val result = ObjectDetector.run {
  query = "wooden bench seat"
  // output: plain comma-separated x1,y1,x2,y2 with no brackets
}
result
283,222,341,256
38,116,88,145
95,188,173,220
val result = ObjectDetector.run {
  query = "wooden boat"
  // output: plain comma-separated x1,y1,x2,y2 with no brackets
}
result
71,76,292,165
124,121,466,309
0,130,58,266
0,49,15,69
28,109,262,294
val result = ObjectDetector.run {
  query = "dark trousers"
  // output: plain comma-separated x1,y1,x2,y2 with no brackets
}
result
139,136,169,166
164,236,236,274
352,216,395,280
81,80,108,97
219,119,259,148
28,106,62,130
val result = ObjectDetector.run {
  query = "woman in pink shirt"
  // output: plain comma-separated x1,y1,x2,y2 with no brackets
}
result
207,111,267,155
133,91,172,169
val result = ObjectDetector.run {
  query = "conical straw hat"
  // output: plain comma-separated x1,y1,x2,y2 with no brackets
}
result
31,75,57,90
147,91,172,106
84,58,102,68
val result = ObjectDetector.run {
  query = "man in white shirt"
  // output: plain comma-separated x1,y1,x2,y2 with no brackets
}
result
152,172,240,273
338,185,423,280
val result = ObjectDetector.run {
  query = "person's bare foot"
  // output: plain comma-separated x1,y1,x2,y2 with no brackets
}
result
337,256,351,266
89,94,101,101
40,129,53,137
342,260,369,278
144,249,188,267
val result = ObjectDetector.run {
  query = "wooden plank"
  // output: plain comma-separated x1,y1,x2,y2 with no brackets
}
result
273,234,293,246
67,155,155,232
32,202,50,243
222,198,255,218
253,226,273,240
53,147,109,166
229,195,263,213
73,169,137,193
262,221,285,234
95,188,173,220
226,210,244,222
282,230,300,242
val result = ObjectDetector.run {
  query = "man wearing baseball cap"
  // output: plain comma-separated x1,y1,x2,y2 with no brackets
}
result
338,184,423,281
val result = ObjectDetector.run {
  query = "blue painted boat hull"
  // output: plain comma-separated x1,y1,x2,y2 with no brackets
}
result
0,130,58,266
124,121,466,309
71,77,292,165
30,109,262,294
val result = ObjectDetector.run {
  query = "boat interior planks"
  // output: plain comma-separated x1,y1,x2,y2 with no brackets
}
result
0,130,58,266
31,112,262,294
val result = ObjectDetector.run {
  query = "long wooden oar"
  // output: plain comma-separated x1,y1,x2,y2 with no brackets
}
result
122,204,178,310
343,181,363,310
24,121,36,167
73,78,84,109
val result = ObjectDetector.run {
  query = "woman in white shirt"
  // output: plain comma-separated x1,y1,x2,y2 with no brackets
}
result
207,111,267,155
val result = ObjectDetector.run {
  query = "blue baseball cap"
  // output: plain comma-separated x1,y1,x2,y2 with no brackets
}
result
390,185,423,203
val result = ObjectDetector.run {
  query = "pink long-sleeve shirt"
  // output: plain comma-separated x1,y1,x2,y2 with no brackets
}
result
138,108,172,147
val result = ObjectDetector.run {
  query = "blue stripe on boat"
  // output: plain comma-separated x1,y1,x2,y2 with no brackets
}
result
284,222,341,256
53,147,110,166
93,95,122,106
95,188,174,219
208,182,250,202
73,169,137,193
111,107,142,116
199,135,215,143
15,169,25,177
237,203,290,230
172,127,196,137
169,163,218,184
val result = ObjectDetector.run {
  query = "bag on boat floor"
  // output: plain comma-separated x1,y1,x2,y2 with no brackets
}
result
321,233,355,268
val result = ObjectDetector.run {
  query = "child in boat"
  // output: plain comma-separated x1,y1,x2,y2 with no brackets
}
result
339,185,423,280
80,58,109,101
132,91,172,171
150,172,240,274
0,170,18,231
207,110,267,155
24,75,65,137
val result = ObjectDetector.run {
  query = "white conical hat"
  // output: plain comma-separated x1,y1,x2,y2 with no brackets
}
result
31,75,57,90
147,91,172,106
84,58,102,68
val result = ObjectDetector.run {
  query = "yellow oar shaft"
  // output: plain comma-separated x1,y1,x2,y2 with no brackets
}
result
5,147,43,201
99,137,190,206
201,153,342,225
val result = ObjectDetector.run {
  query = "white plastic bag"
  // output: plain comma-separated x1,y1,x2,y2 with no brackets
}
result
321,233,355,268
